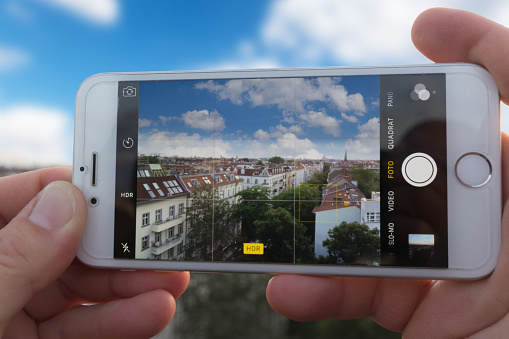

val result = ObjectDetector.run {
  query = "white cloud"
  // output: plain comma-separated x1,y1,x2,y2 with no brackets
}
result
341,112,359,123
0,45,30,72
0,106,72,167
181,109,225,132
260,0,446,65
139,118,151,127
254,129,271,141
247,132,323,159
298,110,341,137
345,117,380,158
195,77,366,114
35,0,119,25
140,131,232,158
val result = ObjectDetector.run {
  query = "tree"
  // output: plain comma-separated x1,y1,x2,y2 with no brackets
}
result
322,221,379,265
268,155,285,164
256,160,264,166
272,185,321,243
349,169,380,198
185,186,239,261
232,185,271,242
254,208,313,263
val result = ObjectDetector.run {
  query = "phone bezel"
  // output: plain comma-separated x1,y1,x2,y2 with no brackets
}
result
73,64,501,279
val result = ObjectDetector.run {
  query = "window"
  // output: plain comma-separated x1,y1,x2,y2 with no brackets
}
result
153,182,160,189
169,226,175,238
169,247,174,259
142,213,150,226
141,235,149,250
177,243,183,254
155,209,162,222
367,212,381,223
255,179,258,184
169,206,175,219
178,203,184,215
155,232,161,243
178,223,184,234
187,182,193,188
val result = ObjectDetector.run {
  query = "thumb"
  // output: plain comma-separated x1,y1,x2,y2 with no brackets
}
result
0,181,87,333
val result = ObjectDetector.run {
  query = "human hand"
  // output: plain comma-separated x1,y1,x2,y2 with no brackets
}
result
266,8,509,337
0,168,189,338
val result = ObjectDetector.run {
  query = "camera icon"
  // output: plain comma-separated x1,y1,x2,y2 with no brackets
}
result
123,86,136,97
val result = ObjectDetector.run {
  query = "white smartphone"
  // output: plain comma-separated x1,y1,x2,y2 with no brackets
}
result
73,64,501,279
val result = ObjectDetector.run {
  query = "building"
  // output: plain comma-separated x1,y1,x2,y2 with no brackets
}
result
136,175,190,260
313,179,380,258
180,172,244,205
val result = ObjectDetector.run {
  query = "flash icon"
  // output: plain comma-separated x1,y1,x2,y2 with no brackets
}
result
121,242,130,253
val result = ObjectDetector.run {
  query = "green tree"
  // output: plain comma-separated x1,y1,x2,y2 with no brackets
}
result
322,221,380,265
254,208,313,263
185,186,239,261
256,160,264,166
232,185,272,242
272,185,321,243
268,155,285,164
349,169,380,198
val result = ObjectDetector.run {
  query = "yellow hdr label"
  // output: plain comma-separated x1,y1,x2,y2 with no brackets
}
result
243,243,264,255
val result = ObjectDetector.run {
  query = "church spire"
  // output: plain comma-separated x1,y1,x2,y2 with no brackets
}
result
344,149,348,162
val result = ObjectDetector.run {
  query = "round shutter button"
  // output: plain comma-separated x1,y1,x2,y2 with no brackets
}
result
455,152,492,188
401,153,437,187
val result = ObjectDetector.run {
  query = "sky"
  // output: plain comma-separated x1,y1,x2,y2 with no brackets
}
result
1,0,509,167
138,76,380,160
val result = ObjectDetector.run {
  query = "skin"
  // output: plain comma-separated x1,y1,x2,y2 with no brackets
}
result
266,8,509,338
0,168,190,338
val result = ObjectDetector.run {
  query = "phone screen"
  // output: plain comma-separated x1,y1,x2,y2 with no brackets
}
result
113,73,447,268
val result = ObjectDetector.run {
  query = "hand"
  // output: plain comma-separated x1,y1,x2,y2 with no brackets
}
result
266,8,509,337
0,168,189,338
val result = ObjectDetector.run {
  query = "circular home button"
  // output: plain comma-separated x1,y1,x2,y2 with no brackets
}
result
455,152,492,188
402,153,437,187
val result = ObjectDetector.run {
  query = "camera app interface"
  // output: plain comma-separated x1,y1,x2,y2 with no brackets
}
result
114,73,447,268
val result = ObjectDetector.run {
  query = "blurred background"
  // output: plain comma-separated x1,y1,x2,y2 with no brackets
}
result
1,0,508,337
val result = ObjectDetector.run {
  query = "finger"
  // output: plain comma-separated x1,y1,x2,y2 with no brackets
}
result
0,181,86,336
0,167,72,228
411,7,509,105
37,289,176,339
266,275,431,332
25,260,190,322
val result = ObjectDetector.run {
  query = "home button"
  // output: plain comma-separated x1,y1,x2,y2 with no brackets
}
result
455,152,492,188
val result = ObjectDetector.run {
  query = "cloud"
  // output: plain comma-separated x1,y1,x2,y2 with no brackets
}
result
181,109,225,132
139,131,232,158
36,0,119,25
345,117,380,158
254,129,271,141
0,45,30,72
261,0,436,65
246,132,323,159
195,77,366,115
341,112,359,123
0,106,72,167
298,110,341,137
139,118,151,127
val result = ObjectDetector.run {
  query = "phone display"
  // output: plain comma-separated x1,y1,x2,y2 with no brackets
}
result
74,65,501,279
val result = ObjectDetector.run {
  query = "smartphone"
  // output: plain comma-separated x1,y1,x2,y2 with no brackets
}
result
73,64,501,279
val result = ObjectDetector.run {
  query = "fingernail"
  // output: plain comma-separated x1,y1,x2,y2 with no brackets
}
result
29,182,76,230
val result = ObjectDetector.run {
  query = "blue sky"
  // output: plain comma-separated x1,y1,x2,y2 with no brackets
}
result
1,0,509,166
138,76,380,160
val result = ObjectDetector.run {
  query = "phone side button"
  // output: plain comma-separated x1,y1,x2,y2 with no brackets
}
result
455,152,492,188
120,269,136,272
